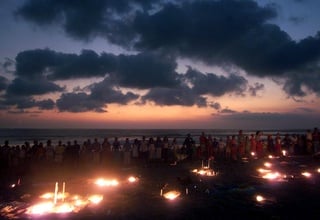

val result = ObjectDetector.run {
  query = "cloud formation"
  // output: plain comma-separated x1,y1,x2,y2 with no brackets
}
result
15,0,320,99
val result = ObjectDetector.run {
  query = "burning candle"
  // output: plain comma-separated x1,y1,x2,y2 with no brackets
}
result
256,195,265,202
62,182,66,202
54,182,58,205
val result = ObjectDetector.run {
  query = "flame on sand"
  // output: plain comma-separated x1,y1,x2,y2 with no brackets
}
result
27,182,103,215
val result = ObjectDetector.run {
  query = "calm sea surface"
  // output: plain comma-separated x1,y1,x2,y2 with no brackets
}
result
0,128,307,146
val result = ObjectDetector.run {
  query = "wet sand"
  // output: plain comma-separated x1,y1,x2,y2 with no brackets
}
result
1,155,320,219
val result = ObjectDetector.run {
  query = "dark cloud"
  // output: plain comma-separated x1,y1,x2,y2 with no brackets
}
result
14,49,178,89
15,49,116,80
141,84,207,107
56,92,106,113
1,95,55,110
56,78,140,113
6,77,64,96
36,99,55,110
209,102,221,110
185,67,248,96
89,78,139,104
220,108,238,114
15,49,57,78
248,82,264,96
113,52,179,89
16,0,161,44
0,76,9,91
14,0,320,98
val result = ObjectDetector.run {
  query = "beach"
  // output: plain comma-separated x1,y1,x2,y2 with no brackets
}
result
1,153,320,219
1,128,320,219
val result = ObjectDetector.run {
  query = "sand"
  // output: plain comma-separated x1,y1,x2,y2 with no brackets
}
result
1,155,320,219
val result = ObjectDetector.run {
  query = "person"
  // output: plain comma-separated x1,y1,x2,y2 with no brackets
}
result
148,137,156,161
71,140,80,168
199,132,207,159
231,135,237,161
54,140,65,165
274,133,282,156
45,139,55,165
101,137,112,166
267,135,274,155
139,136,149,166
237,130,245,158
225,136,232,160
123,138,132,166
132,138,140,163
206,135,213,160
249,134,256,156
312,127,319,154
306,129,313,154
218,137,226,160
256,131,263,158
112,137,121,165
182,134,194,161
162,136,169,162
155,136,163,160
92,138,101,165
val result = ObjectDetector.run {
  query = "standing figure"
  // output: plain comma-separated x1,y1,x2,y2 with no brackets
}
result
123,138,132,166
183,134,194,161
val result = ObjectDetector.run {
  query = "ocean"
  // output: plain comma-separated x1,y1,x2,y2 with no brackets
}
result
0,128,308,147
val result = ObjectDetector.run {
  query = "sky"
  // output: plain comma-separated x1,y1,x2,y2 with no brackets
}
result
0,0,320,130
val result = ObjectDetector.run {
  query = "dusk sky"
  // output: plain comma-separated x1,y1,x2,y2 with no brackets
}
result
0,0,320,129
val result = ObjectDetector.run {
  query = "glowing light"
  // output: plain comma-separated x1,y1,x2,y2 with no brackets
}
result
262,172,281,180
264,162,272,168
256,195,265,202
88,195,103,204
301,172,312,178
163,191,181,200
128,176,138,183
192,167,216,176
282,150,287,156
28,202,54,215
257,168,271,173
95,178,119,187
317,168,320,173
251,152,256,156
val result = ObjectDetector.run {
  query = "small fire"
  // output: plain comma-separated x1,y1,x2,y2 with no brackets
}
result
257,168,271,173
282,150,287,156
264,162,272,168
301,172,312,178
88,195,103,204
95,178,119,187
27,182,103,216
163,190,181,200
256,195,265,202
128,176,138,183
262,172,281,180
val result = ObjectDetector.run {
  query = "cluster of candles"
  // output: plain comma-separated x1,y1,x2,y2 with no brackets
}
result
257,160,319,182
26,175,139,216
191,160,217,177
27,182,103,215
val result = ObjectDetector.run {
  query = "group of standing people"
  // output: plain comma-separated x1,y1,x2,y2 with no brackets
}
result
1,127,319,173
194,127,320,162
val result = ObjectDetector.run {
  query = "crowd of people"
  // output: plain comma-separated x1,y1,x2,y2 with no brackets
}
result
0,128,319,178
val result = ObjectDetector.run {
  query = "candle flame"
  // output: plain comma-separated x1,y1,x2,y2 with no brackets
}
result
163,191,181,200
